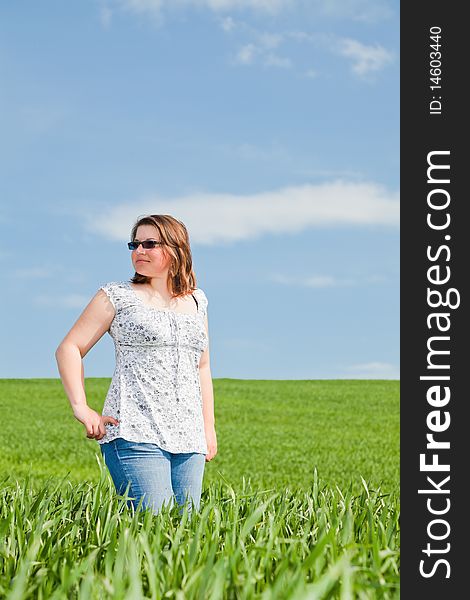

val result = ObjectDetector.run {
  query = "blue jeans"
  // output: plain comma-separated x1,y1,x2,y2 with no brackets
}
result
100,437,206,516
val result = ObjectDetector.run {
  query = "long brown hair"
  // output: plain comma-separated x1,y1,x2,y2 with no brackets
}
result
129,214,197,297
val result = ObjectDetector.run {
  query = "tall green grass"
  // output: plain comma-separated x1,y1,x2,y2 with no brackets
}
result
1,460,399,599
0,378,399,598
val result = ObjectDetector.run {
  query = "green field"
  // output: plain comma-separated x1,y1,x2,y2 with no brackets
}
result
0,378,400,599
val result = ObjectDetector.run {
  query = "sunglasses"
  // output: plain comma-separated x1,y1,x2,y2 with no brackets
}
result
128,240,164,251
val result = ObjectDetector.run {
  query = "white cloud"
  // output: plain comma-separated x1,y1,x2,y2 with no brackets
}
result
233,29,292,68
228,26,394,78
286,30,317,43
100,3,113,27
263,53,291,68
256,32,283,48
220,15,236,31
111,4,395,80
344,361,399,379
303,68,318,79
338,38,394,77
235,43,257,64
78,180,399,246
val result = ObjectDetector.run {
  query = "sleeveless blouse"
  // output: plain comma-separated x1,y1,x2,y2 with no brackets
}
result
95,281,209,454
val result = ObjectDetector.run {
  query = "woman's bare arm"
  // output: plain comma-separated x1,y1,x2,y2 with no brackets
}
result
199,313,217,460
55,289,118,438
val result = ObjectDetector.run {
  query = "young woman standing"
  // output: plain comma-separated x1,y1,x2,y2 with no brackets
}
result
55,214,217,516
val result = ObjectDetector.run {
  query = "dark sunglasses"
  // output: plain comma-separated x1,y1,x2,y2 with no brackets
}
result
128,240,164,250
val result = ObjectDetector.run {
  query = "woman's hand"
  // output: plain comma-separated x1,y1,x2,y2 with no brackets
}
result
205,424,217,462
73,405,119,441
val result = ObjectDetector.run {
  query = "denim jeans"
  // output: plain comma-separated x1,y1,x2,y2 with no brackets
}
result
100,437,206,516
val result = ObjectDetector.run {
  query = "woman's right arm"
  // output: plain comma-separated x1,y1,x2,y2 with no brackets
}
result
55,289,118,440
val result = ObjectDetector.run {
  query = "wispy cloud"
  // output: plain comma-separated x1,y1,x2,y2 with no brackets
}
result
263,53,291,68
343,361,399,379
338,38,394,78
76,180,399,245
220,15,236,31
99,1,113,27
233,30,291,68
226,24,393,79
113,0,393,22
235,43,257,64
303,68,318,79
108,4,395,80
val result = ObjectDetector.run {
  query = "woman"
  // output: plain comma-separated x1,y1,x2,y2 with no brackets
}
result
55,214,217,517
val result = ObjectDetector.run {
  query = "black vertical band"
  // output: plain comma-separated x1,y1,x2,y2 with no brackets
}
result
401,4,466,596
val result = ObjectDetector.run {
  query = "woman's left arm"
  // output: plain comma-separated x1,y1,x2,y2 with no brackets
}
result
199,313,217,461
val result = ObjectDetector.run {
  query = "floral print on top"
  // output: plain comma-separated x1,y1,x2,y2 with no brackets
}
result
96,281,209,454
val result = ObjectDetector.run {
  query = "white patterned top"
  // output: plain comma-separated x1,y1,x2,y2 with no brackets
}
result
95,281,209,454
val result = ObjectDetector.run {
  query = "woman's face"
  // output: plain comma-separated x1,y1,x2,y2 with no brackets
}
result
131,224,171,277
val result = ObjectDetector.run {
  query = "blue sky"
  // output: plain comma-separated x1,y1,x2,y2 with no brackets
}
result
0,0,399,380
